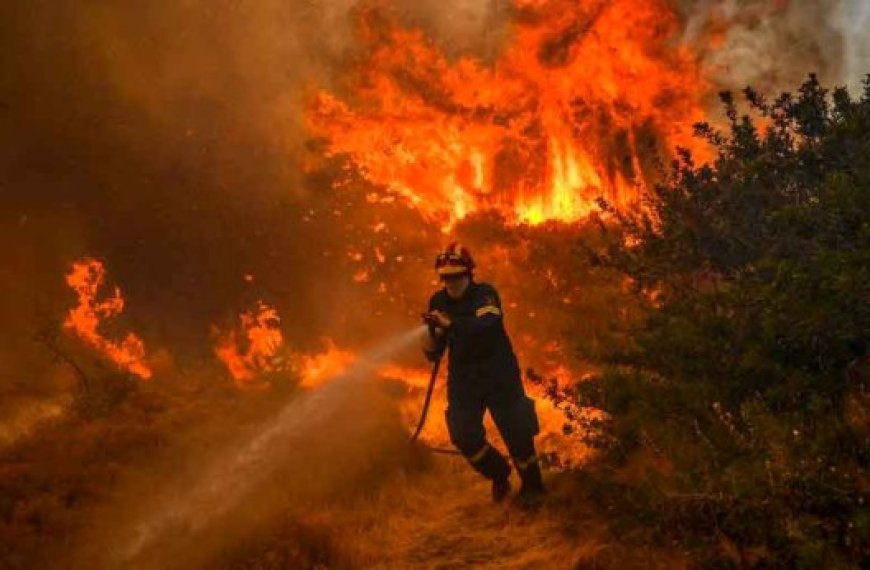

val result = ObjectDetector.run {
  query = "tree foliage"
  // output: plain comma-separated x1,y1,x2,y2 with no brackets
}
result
583,75,870,568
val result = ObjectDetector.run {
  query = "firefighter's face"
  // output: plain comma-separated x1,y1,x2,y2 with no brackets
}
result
442,274,471,299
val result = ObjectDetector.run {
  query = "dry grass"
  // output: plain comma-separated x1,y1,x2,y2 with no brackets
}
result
1,367,684,569
223,455,687,569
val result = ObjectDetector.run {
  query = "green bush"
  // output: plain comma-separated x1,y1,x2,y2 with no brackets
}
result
582,75,870,568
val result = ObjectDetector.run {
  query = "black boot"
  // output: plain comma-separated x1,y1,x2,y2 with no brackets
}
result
491,475,511,503
466,445,512,502
515,456,545,508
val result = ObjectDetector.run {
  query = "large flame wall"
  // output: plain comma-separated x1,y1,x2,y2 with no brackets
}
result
307,1,709,227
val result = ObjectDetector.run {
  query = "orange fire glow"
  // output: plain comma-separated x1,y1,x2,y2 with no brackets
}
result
290,343,591,465
307,0,709,227
64,258,152,379
292,339,357,389
214,301,285,388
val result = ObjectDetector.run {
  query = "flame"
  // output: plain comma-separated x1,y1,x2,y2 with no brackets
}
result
292,339,357,389
379,363,454,448
64,258,152,379
288,340,591,465
307,0,709,228
214,301,284,388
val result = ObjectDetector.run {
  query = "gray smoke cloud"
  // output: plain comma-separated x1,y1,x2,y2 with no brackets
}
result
840,0,870,92
404,0,869,94
398,0,868,94
680,0,868,95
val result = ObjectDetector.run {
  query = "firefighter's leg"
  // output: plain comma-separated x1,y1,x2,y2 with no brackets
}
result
489,378,544,497
445,396,510,485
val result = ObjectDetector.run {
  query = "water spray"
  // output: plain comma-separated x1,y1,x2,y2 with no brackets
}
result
118,325,430,565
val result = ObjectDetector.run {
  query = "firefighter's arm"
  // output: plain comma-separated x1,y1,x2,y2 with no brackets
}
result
422,301,449,362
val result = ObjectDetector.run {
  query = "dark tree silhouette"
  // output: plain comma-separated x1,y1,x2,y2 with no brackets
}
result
582,75,870,568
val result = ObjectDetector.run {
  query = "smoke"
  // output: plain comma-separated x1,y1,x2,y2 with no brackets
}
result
1,0,355,336
0,396,70,449
0,0,498,375
680,0,868,95
389,0,870,94
840,0,870,92
75,326,427,569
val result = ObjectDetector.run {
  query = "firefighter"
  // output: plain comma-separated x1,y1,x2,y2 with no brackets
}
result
422,243,545,503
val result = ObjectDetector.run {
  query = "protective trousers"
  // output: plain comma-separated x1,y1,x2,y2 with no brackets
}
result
445,372,541,485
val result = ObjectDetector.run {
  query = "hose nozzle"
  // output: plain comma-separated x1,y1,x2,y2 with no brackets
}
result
421,312,439,337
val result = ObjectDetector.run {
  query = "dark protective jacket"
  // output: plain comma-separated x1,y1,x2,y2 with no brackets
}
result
425,281,520,384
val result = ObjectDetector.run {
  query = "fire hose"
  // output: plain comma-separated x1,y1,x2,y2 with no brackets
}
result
409,349,461,455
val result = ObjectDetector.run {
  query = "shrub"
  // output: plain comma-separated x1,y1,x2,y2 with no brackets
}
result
583,75,870,568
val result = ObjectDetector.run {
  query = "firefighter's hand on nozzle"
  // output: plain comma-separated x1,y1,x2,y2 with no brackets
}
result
428,310,451,330
422,310,450,338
